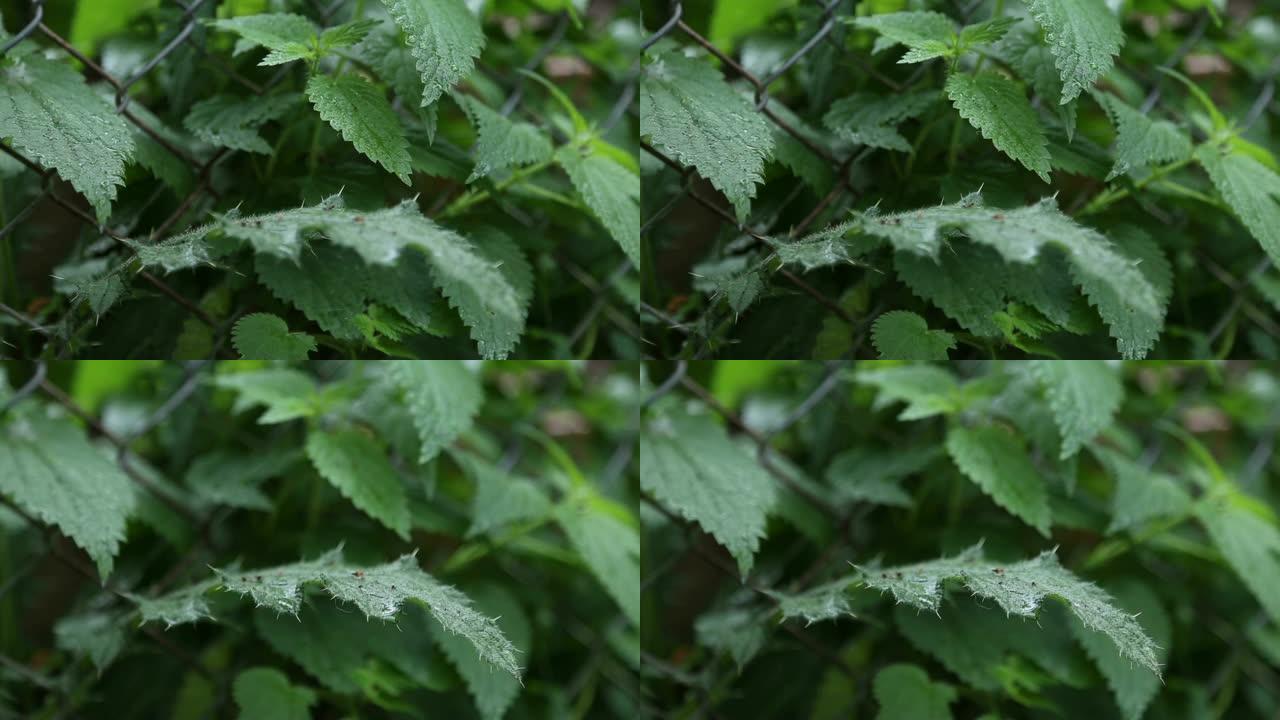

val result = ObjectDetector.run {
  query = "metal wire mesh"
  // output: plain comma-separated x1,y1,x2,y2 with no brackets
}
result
0,0,639,359
640,0,1280,358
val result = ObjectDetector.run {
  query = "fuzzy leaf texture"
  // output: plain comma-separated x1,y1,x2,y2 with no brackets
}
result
141,546,522,678
382,0,486,107
641,49,774,218
1027,360,1122,458
556,145,641,265
209,13,318,66
945,424,1052,535
555,495,642,627
386,361,482,463
855,193,1166,357
640,406,776,577
872,310,956,360
1094,92,1191,180
856,543,1162,675
0,52,134,220
1195,489,1280,624
458,94,552,183
0,410,136,578
184,92,301,154
144,196,529,358
232,313,316,361
945,72,1052,182
305,428,411,539
1196,143,1280,267
1069,583,1171,720
1027,0,1124,104
854,12,956,64
306,74,412,184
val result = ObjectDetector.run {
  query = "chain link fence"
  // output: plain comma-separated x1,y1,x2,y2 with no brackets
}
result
640,0,1280,358
0,359,642,717
0,0,640,359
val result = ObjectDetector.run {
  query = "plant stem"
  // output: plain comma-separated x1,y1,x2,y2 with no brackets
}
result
1077,156,1194,217
439,158,555,218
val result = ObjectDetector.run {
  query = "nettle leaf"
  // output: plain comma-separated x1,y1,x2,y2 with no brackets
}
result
1026,0,1124,104
641,49,774,219
959,17,1016,48
212,368,318,425
1094,92,1191,181
695,608,769,671
854,12,957,64
640,406,776,577
430,585,529,720
825,446,940,508
321,18,380,50
1070,582,1171,720
945,423,1052,536
1001,21,1077,138
382,0,486,108
184,92,302,154
55,611,128,675
894,243,1008,337
556,145,641,265
458,94,552,183
856,365,961,421
873,664,957,720
147,196,529,358
457,454,551,537
1195,489,1280,624
142,547,521,678
0,410,137,578
386,361,483,463
306,74,412,184
945,72,1052,182
232,667,317,720
854,543,1161,675
872,310,957,360
1027,360,1122,458
823,91,939,152
555,494,642,627
1092,446,1190,533
767,582,856,626
185,449,300,512
210,13,319,66
305,428,411,539
856,193,1166,358
232,313,317,361
0,51,134,221
1196,143,1280,267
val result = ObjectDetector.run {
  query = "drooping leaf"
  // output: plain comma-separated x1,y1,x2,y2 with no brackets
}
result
946,423,1052,535
555,494,641,627
1027,361,1123,458
184,92,301,154
825,445,940,508
232,313,316,361
209,13,319,66
1069,582,1171,720
855,543,1162,675
0,51,135,220
306,73,411,184
641,49,774,218
0,410,136,578
1026,0,1124,104
854,12,957,64
555,145,641,264
429,584,528,720
232,667,317,720
873,664,956,720
640,405,776,577
1196,143,1280,267
945,72,1052,182
305,428,411,540
823,91,939,151
871,310,957,360
386,361,483,463
185,449,301,511
1094,92,1191,181
1195,489,1280,624
381,0,486,107
458,94,552,183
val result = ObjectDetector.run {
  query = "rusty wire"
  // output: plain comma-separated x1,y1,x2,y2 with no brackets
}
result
0,0,636,359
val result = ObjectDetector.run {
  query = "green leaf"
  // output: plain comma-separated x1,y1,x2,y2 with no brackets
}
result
1094,92,1191,181
823,91,939,152
185,449,300,512
458,94,552,183
555,145,641,264
386,361,483,463
1026,0,1124,104
825,446,940,508
1195,489,1280,624
184,92,301,154
893,243,1007,337
767,581,856,626
641,50,774,219
306,74,411,184
381,0,486,107
1002,21,1077,138
768,222,862,271
232,667,317,720
873,664,956,720
854,12,957,64
0,410,137,578
1092,446,1190,533
457,454,551,537
555,494,641,627
55,612,127,675
1027,361,1122,458
959,17,1016,47
871,310,956,360
946,424,1052,535
149,196,529,358
695,608,769,671
856,543,1161,675
209,13,319,66
855,365,961,421
232,313,316,361
430,585,528,720
320,18,380,50
1070,582,1171,720
212,368,318,425
945,72,1052,182
640,406,776,577
857,193,1165,358
130,576,221,627
1195,143,1280,267
0,52,135,220
305,429,411,540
